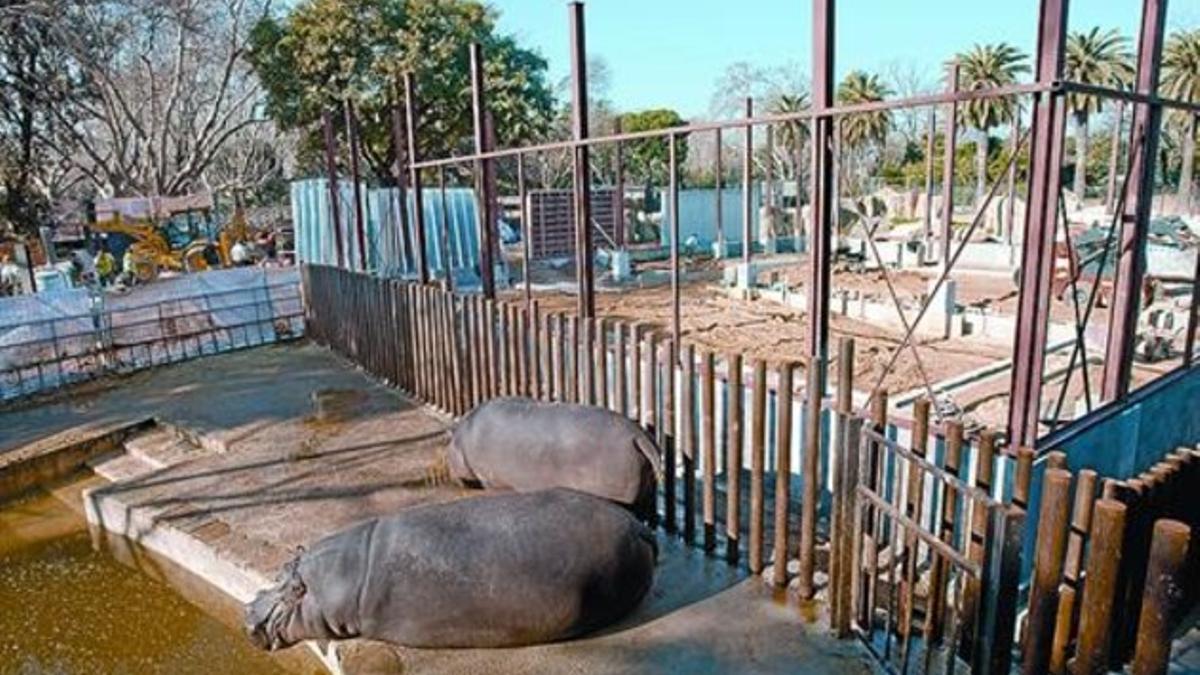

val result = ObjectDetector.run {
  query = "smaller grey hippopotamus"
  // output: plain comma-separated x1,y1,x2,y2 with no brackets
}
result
245,489,657,650
448,397,662,517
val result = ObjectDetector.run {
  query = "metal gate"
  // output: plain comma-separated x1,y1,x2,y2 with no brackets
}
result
835,411,1024,675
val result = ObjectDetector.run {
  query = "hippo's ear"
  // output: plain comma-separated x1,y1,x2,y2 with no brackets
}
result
278,555,308,604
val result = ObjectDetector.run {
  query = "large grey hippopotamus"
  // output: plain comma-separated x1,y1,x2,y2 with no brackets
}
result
448,398,662,517
245,489,657,650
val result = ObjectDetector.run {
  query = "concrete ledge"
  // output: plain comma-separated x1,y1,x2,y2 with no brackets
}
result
83,477,344,673
0,418,155,503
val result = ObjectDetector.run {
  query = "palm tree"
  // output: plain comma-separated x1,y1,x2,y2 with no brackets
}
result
838,71,892,149
1064,28,1134,203
837,71,892,193
955,43,1030,206
1162,29,1200,208
768,92,810,180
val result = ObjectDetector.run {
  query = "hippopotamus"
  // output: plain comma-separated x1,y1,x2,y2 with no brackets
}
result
448,397,662,517
245,489,657,650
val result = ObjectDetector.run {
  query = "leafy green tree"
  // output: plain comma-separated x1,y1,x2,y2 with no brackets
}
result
248,0,555,183
1162,29,1200,207
617,108,689,184
1065,27,1134,201
955,43,1029,205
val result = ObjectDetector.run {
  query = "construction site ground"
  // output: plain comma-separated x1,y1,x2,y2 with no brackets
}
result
506,252,1177,432
0,342,877,675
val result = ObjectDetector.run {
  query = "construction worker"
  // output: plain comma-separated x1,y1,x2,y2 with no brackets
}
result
94,245,116,286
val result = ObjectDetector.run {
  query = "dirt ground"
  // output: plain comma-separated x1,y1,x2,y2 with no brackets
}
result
504,260,1010,398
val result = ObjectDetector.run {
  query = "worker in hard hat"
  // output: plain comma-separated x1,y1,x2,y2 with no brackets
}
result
95,244,116,286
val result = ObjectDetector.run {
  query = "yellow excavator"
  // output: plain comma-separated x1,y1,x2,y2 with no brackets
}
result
91,194,257,282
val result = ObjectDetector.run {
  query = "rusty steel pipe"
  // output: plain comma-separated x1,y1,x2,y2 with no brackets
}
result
320,109,346,269
940,63,959,270
402,73,429,284
568,1,594,319
1073,499,1128,675
1132,519,1191,675
771,362,795,588
797,358,822,599
1022,467,1073,675
741,97,753,266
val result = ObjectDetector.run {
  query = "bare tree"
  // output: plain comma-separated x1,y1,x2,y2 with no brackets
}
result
13,0,277,199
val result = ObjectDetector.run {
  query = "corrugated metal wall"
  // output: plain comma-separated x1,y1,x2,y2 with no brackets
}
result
290,179,481,281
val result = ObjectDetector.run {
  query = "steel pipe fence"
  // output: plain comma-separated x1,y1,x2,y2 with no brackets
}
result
303,264,846,583
0,280,303,401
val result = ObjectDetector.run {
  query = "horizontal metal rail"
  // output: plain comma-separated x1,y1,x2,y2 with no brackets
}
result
861,425,996,504
0,291,301,352
0,281,300,331
409,81,1055,170
1,309,303,380
855,485,982,576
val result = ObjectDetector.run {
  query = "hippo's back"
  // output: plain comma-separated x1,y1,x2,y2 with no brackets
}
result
358,489,656,647
450,398,659,507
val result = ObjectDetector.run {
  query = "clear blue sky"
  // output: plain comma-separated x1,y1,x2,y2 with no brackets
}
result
491,0,1199,118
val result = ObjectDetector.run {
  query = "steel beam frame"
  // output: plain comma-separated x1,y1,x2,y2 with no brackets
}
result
569,1,595,319
1007,0,1069,450
742,97,754,266
808,0,834,369
389,101,415,274
320,109,345,269
940,63,960,270
1102,0,1168,400
403,72,429,284
470,42,497,298
344,100,368,272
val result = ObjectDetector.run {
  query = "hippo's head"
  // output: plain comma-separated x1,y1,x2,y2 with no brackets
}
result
245,557,308,651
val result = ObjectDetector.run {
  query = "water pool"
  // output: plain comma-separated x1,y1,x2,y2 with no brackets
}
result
0,485,310,675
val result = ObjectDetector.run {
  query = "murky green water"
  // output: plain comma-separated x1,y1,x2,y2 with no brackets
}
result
0,488,299,675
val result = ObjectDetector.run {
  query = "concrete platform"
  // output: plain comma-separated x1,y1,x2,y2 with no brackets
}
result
2,342,877,674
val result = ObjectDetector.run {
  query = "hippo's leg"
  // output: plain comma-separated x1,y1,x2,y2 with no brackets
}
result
632,463,657,522
444,439,483,488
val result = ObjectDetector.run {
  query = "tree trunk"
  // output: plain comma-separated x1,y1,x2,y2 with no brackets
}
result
1180,114,1196,212
975,130,988,207
1073,112,1089,205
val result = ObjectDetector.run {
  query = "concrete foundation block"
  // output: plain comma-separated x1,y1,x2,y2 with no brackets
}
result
735,262,758,290
928,278,957,338
610,250,632,281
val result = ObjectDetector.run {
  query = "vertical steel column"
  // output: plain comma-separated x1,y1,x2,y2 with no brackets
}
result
923,107,937,258
403,73,429,284
519,153,532,309
470,43,496,299
321,109,345,269
344,100,368,271
1007,113,1021,246
670,133,681,354
613,118,626,248
940,64,960,270
765,124,775,222
808,0,835,373
1102,0,1168,400
1007,0,1069,449
742,97,753,264
1105,100,1125,214
715,128,724,252
389,101,414,274
569,1,594,319
437,168,453,291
